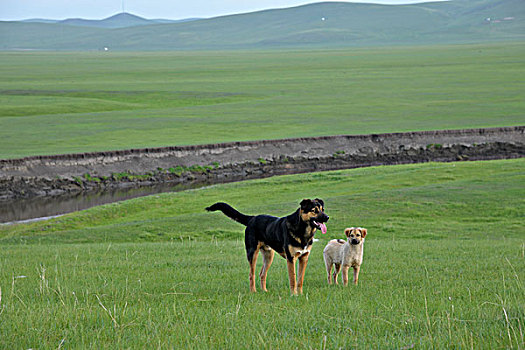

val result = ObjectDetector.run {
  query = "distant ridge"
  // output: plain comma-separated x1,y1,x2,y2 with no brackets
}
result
21,13,201,28
1,0,523,50
21,18,59,24
59,13,153,28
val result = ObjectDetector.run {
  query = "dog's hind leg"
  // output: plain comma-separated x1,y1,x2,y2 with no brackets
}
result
332,263,342,285
245,231,260,293
324,261,333,284
324,257,333,284
259,246,274,292
247,247,260,293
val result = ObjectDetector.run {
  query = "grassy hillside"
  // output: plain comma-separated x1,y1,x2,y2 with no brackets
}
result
0,159,523,348
2,159,523,244
1,0,524,50
0,42,523,159
432,0,525,39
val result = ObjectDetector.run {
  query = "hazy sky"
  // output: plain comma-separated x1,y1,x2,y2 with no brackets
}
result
1,0,445,21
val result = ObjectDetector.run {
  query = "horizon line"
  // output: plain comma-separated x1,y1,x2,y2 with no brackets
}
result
0,0,450,22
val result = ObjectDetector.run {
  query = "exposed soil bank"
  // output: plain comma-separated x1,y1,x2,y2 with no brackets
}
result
1,126,523,202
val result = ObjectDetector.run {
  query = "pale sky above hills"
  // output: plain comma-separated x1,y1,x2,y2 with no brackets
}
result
1,0,448,21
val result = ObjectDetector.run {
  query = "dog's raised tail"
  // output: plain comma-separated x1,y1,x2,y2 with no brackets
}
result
205,202,253,226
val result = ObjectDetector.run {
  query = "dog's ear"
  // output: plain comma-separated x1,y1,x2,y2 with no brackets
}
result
314,198,324,207
344,228,352,237
300,199,313,210
360,228,367,238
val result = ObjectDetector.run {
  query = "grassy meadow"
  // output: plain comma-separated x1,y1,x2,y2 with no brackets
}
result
1,39,524,348
1,159,524,348
1,41,524,159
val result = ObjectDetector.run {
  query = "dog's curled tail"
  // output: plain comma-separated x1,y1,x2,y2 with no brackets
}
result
205,202,253,226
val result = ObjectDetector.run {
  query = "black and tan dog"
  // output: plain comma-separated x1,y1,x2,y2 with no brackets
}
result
206,199,329,295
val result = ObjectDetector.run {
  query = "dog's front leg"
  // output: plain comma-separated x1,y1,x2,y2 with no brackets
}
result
353,265,360,285
297,252,310,294
342,265,350,286
286,258,298,295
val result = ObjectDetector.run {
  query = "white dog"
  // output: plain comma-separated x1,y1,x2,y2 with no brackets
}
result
323,227,367,286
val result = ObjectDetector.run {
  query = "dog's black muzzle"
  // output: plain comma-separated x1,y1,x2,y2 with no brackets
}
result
310,213,329,234
351,239,360,245
317,213,329,223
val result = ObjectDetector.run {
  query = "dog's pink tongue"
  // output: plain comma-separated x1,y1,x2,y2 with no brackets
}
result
320,223,327,234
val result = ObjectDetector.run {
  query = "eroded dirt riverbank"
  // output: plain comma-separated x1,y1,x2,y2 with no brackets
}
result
1,126,523,222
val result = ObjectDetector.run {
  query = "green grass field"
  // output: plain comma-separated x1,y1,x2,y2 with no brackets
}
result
1,42,524,159
1,159,523,348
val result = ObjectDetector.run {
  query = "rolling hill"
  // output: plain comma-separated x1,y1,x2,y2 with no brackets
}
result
20,13,200,28
1,0,523,50
58,13,158,29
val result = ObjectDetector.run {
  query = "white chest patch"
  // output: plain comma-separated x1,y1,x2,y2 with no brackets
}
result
294,245,311,257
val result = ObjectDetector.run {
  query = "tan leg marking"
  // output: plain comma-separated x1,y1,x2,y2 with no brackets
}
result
248,245,260,293
296,252,310,294
287,258,298,295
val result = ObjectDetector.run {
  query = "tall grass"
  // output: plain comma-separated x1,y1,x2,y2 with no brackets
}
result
1,159,523,348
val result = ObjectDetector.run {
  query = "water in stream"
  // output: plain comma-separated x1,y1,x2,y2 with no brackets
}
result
0,182,207,224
